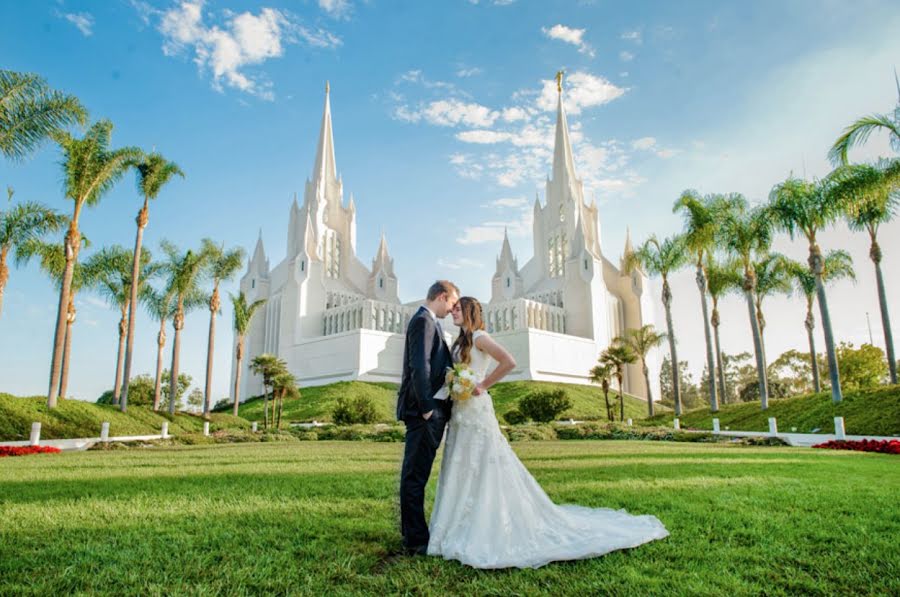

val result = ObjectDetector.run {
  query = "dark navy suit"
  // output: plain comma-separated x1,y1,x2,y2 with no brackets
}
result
397,306,453,551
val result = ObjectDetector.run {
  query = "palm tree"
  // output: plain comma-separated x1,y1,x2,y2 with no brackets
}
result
87,246,160,407
0,69,86,161
600,342,637,422
623,234,690,415
271,372,297,430
770,177,849,403
160,241,210,415
705,256,742,404
588,362,615,421
673,190,728,411
119,153,184,413
231,291,266,416
141,286,175,411
19,237,94,399
0,197,66,316
751,252,792,364
829,72,900,165
786,251,855,392
250,353,287,430
46,120,141,408
618,325,667,417
831,159,900,384
720,197,774,409
200,239,246,417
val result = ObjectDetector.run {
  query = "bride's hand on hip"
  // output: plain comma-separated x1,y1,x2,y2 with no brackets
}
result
473,383,486,396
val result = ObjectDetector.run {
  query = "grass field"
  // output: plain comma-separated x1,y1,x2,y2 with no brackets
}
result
647,385,900,437
1,441,896,595
234,380,669,424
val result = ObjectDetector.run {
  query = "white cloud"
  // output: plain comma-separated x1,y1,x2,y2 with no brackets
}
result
655,148,678,159
468,0,516,4
155,1,340,99
319,0,352,19
437,258,485,270
501,106,529,122
621,29,642,44
631,136,679,158
536,71,627,114
456,67,483,78
58,11,94,36
448,153,484,180
398,99,499,127
542,24,595,57
456,130,512,144
619,51,634,62
631,137,657,150
457,204,534,245
483,197,527,208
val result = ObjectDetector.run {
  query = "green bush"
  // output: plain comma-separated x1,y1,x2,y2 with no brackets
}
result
261,431,299,442
503,409,527,425
518,390,571,422
506,424,558,442
315,424,405,442
332,395,378,425
294,431,319,441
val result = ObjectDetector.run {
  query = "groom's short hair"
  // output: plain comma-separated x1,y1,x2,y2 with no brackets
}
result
427,280,459,301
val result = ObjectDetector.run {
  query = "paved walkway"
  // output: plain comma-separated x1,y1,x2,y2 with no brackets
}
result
0,434,168,452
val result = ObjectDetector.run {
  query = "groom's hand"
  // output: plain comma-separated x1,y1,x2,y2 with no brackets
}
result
423,410,433,420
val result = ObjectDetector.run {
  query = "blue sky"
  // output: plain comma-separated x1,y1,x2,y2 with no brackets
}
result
2,0,899,402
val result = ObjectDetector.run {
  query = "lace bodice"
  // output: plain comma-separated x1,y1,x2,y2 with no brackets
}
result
449,330,496,428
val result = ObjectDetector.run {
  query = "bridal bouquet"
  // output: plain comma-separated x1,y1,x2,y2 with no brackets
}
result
445,364,477,402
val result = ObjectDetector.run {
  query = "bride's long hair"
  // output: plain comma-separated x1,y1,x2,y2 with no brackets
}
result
452,296,485,365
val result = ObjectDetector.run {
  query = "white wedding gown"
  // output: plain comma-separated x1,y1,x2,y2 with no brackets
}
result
427,330,669,569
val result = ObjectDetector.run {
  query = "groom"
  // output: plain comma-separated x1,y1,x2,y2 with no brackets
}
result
397,280,459,555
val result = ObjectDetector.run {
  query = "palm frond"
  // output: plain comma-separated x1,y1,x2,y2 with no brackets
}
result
829,113,900,166
136,152,185,200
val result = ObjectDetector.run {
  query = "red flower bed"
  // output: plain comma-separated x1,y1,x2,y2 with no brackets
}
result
0,446,62,457
812,439,900,454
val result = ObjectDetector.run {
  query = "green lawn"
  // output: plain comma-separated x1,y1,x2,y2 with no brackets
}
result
0,393,250,441
1,441,896,595
235,380,669,424
646,385,900,437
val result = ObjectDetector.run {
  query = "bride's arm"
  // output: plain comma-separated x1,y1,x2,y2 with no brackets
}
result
473,333,516,394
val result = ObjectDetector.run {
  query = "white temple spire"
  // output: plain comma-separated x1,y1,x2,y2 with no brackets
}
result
551,71,577,185
624,226,634,256
311,81,337,187
497,227,517,271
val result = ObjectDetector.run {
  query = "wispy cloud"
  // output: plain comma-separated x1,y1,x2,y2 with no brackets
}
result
56,10,94,36
318,0,352,20
456,201,534,245
149,1,340,100
456,66,483,78
542,24,595,58
620,29,642,44
395,99,499,127
619,51,634,62
437,257,485,270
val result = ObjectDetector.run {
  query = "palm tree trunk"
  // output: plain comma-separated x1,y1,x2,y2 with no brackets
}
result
712,305,727,406
871,241,897,384
0,247,9,317
168,304,184,416
805,306,821,393
152,319,166,411
120,200,150,413
661,278,682,416
743,271,768,409
203,286,220,418
811,245,842,403
695,265,718,412
277,389,284,430
642,361,654,418
232,340,243,417
602,385,612,421
112,306,128,406
618,373,625,422
263,387,270,430
58,297,76,399
48,216,81,408
757,300,769,376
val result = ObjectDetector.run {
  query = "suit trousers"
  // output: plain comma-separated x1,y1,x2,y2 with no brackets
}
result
399,400,450,549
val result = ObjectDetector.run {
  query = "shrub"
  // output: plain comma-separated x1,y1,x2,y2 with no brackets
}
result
813,439,900,454
295,431,319,441
518,390,571,423
503,409,527,425
506,424,558,442
260,431,299,443
332,395,378,425
315,424,405,442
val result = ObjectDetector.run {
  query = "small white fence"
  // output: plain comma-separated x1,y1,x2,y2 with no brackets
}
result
1,420,205,452
671,415,896,447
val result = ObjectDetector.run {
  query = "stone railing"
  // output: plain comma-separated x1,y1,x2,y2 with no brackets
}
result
485,298,566,334
325,290,365,309
323,299,417,336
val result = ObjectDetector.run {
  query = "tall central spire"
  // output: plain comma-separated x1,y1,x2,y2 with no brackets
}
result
551,71,577,184
311,81,337,186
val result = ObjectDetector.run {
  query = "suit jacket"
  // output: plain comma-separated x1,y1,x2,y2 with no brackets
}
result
396,306,453,420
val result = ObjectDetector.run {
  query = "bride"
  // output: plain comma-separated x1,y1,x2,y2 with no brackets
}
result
427,296,669,569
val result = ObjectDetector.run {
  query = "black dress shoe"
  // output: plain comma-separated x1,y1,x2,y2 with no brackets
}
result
404,544,428,556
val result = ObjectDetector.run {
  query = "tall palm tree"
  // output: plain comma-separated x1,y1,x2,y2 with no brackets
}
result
720,197,774,409
231,291,266,416
142,286,175,411
119,153,184,413
673,190,727,411
618,325,667,417
160,241,210,415
600,342,637,422
88,246,159,407
588,362,615,421
786,251,855,392
705,255,742,405
623,234,690,415
0,198,66,316
250,353,287,430
46,120,141,408
0,69,86,161
770,176,849,403
751,252,792,364
831,159,900,383
829,72,900,165
19,237,94,399
200,239,246,417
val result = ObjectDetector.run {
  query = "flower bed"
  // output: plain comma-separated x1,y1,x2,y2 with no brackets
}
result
812,439,900,454
0,445,62,457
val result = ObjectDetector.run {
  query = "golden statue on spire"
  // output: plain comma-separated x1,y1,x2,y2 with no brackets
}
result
555,70,564,93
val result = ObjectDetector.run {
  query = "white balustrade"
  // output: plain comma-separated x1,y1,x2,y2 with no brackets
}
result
484,298,566,334
323,299,416,336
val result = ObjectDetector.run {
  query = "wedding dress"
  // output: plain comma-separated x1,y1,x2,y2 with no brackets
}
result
427,330,669,569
